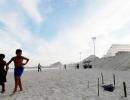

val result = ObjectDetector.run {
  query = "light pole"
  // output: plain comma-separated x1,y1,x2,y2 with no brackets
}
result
80,52,82,68
92,37,96,67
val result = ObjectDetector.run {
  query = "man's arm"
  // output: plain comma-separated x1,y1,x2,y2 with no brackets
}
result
22,56,29,65
4,61,9,71
5,62,9,71
7,57,14,66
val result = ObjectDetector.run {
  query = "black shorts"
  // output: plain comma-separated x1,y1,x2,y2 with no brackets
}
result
0,69,7,84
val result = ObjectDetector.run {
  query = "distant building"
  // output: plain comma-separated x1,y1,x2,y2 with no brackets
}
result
105,44,130,57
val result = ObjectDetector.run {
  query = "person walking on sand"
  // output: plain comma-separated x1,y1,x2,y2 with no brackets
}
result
76,63,79,69
38,63,42,72
64,64,66,70
7,49,29,94
0,54,9,93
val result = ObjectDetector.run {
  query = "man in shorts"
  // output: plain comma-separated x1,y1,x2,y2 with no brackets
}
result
7,49,29,94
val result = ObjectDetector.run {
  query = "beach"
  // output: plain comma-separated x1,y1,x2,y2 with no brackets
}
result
0,68,130,100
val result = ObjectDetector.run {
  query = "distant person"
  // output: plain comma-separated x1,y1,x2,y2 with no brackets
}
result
7,49,29,94
64,64,67,70
38,63,42,72
76,64,79,69
0,54,8,93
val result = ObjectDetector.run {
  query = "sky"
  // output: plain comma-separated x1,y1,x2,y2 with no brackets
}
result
0,0,130,66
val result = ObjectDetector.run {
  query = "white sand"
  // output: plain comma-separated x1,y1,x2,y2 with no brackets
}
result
0,68,130,100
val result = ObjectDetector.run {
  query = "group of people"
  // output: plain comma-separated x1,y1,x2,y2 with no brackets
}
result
0,49,29,94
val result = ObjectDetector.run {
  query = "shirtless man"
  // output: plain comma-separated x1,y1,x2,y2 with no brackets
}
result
7,49,29,94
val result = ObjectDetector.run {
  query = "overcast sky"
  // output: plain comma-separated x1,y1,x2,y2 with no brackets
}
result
0,0,130,66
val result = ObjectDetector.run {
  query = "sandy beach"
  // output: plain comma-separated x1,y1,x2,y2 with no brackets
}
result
0,68,130,100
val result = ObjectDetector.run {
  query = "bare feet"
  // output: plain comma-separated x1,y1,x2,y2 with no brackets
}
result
13,90,17,94
18,89,23,92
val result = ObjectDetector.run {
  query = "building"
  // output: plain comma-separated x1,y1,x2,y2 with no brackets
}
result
105,44,130,57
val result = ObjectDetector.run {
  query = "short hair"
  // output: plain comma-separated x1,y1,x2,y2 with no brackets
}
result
0,54,5,59
16,49,22,54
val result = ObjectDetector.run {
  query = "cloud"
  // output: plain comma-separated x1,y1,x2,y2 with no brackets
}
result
18,0,43,24
0,12,35,44
85,0,130,33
